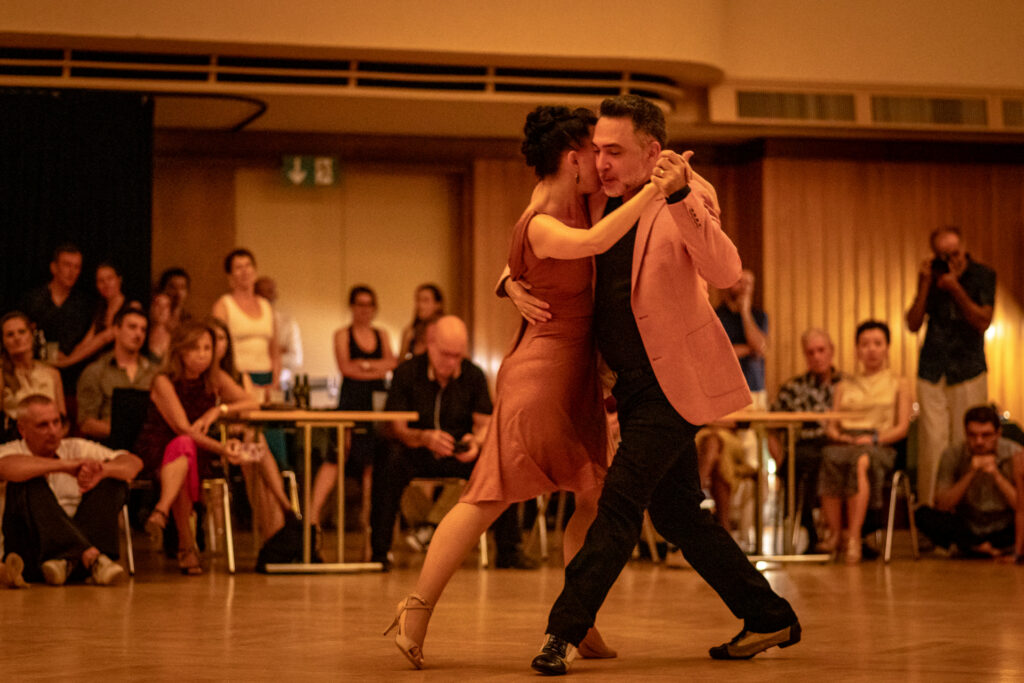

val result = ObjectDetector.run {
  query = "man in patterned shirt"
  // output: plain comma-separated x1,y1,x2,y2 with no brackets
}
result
770,328,844,552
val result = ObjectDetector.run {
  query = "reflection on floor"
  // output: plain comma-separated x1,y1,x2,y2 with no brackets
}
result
3,529,1022,681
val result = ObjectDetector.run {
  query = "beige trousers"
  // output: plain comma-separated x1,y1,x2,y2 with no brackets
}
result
915,372,988,506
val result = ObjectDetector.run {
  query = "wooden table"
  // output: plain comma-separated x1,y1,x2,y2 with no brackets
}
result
720,410,858,563
239,409,418,573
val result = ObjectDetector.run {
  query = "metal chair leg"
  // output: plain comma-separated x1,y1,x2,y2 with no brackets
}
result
122,504,135,576
901,474,920,560
884,471,901,563
478,531,489,568
222,478,235,574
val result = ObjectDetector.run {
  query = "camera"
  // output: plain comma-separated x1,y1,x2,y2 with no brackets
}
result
452,441,471,454
930,256,950,276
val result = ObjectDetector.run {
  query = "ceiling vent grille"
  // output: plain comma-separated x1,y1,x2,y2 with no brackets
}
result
1004,99,1024,128
871,95,987,126
736,91,856,122
0,47,683,107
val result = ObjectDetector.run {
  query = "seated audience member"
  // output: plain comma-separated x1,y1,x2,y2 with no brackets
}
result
819,321,912,564
254,276,303,392
0,395,142,586
209,316,294,541
696,270,769,540
133,321,288,575
54,263,138,371
2,311,66,441
146,292,173,361
369,316,528,569
76,306,159,442
156,267,192,331
914,405,1019,558
18,244,93,370
695,427,752,530
768,328,845,552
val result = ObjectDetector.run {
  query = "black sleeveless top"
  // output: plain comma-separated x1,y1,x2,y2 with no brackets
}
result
338,327,386,410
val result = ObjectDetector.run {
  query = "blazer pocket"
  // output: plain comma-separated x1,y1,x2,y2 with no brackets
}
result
685,321,746,398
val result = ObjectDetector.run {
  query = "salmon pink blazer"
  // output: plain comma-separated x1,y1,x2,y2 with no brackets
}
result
588,178,751,424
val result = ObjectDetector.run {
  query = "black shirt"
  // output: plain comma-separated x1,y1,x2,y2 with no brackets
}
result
384,354,493,441
594,196,651,374
593,187,690,374
20,284,93,355
918,258,995,384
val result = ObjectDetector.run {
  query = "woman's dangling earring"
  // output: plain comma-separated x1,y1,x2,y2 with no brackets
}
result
575,171,580,185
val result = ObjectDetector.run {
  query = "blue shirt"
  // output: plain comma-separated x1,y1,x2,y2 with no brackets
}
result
715,304,768,392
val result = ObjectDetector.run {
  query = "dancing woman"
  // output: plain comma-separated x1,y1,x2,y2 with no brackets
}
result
386,105,674,668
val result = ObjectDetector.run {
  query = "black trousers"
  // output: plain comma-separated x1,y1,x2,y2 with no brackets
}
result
547,368,797,645
369,441,521,561
914,506,1015,552
2,477,126,582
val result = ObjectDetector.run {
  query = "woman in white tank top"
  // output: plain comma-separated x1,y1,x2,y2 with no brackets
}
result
212,248,280,389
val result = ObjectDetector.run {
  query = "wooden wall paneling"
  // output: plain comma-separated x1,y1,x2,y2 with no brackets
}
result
470,159,537,388
761,156,1024,421
151,158,237,316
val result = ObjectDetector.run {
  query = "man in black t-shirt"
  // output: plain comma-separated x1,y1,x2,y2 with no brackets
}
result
369,316,525,569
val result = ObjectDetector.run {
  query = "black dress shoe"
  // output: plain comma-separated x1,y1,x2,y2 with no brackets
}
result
709,621,801,660
531,634,577,675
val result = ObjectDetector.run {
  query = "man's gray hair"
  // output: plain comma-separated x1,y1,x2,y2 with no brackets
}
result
16,394,57,421
800,328,833,349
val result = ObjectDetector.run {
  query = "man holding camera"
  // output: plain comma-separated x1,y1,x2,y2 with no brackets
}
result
906,227,995,507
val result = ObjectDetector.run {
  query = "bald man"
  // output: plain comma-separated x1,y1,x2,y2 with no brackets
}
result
369,316,526,569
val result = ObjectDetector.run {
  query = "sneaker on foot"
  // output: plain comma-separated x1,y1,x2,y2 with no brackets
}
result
405,525,435,552
41,558,71,586
91,554,128,586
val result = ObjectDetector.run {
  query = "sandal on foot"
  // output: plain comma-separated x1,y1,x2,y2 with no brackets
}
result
145,508,169,548
177,547,203,576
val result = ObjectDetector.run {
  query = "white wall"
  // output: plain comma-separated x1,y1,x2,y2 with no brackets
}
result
234,165,458,381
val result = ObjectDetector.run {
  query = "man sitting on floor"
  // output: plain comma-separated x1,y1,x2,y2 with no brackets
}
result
0,395,142,586
914,404,1019,559
76,305,158,442
369,316,530,569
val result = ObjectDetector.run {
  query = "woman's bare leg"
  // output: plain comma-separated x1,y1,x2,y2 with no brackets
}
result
155,457,189,514
170,487,195,551
310,462,338,526
820,495,843,549
402,500,507,649
846,454,871,541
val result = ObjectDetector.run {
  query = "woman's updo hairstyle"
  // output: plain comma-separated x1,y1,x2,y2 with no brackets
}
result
521,106,597,179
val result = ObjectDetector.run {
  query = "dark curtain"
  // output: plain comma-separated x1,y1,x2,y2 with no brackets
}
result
0,88,153,315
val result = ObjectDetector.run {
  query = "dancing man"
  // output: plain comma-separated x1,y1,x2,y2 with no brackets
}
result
512,95,800,675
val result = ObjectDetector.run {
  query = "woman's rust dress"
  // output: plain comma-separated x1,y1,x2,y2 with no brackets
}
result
461,209,608,504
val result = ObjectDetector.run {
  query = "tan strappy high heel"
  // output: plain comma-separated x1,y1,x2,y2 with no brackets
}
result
383,593,433,669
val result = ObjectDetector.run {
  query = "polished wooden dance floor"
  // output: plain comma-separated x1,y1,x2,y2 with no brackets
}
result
3,531,1023,681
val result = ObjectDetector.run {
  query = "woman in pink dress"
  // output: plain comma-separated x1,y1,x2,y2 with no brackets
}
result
386,106,676,668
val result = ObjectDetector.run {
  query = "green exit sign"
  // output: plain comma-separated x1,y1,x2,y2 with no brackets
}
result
282,156,338,186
